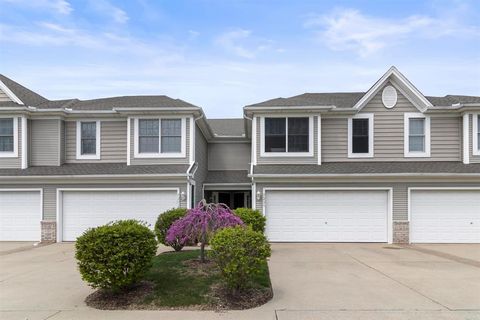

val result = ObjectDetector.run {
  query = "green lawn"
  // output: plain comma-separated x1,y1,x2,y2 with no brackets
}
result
141,249,272,308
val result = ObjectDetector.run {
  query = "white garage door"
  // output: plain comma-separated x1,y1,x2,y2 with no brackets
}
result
265,189,389,242
61,189,179,241
0,190,41,241
410,189,480,243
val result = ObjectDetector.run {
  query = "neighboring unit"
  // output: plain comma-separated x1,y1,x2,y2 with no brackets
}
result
0,67,479,243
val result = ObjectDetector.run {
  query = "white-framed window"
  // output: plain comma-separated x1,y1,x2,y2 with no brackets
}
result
348,113,374,158
404,113,430,157
473,114,480,156
133,117,186,158
260,116,314,157
0,117,18,158
76,120,101,160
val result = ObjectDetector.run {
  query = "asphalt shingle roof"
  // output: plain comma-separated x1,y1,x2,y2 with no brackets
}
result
0,163,189,176
0,74,48,106
253,162,480,175
247,92,480,109
205,170,250,184
207,119,245,136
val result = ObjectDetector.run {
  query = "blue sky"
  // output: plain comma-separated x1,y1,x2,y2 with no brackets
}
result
1,0,479,117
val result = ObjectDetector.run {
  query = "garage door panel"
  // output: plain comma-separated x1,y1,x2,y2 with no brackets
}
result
62,190,179,241
265,190,389,242
0,191,41,241
411,190,480,243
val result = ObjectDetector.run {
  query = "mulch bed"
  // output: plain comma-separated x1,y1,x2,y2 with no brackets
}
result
85,253,273,311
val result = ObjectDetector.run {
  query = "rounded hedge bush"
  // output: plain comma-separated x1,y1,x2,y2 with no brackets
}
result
75,220,157,292
210,226,271,291
154,208,187,251
233,208,266,233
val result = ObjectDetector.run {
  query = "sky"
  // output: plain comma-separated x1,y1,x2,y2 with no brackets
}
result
0,0,479,118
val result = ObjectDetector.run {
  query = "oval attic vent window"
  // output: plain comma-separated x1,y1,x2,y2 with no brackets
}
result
382,85,397,108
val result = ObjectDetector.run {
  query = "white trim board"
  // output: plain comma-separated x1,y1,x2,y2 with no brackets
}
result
259,115,314,158
56,187,180,242
262,187,393,244
0,116,19,158
348,113,374,158
133,117,187,159
0,80,24,105
463,114,470,164
404,113,431,158
76,120,101,160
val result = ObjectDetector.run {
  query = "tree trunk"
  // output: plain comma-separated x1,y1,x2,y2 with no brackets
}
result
200,242,206,263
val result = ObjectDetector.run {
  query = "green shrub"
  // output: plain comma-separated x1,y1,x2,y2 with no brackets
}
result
233,208,266,233
75,220,157,292
154,208,187,251
210,226,271,291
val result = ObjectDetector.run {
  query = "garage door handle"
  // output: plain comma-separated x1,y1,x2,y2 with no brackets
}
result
471,222,474,225
325,222,328,225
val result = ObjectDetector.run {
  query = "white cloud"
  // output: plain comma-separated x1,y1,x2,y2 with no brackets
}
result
1,0,72,14
215,29,255,59
89,0,129,24
305,8,480,57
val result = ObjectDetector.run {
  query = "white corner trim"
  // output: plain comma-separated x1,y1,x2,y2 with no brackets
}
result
317,115,322,165
76,120,101,160
404,113,430,158
252,182,256,210
133,117,187,158
472,114,479,156
463,114,470,163
0,80,24,105
0,116,19,158
348,113,374,158
21,116,27,169
252,116,257,165
259,115,314,158
126,117,131,166
189,116,195,163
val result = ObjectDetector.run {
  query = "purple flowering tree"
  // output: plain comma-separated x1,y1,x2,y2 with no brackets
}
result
166,200,243,262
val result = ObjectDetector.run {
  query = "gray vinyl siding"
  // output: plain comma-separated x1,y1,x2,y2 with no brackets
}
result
0,88,12,102
469,114,480,163
129,118,190,165
60,121,65,164
65,121,127,163
256,116,318,164
0,183,188,220
30,119,61,166
194,124,208,203
208,142,251,170
322,84,462,162
255,181,480,221
0,117,22,168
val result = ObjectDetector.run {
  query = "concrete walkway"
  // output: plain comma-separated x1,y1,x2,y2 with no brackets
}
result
0,242,479,320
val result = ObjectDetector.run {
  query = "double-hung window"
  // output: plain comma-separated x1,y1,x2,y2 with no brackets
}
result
348,114,374,158
0,117,17,157
76,121,100,159
135,118,184,157
263,117,311,155
404,113,430,157
473,114,480,156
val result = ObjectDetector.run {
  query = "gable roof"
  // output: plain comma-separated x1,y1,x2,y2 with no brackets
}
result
0,74,48,106
207,118,245,136
246,92,365,108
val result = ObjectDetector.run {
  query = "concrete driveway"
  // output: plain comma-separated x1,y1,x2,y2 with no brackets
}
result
0,243,479,320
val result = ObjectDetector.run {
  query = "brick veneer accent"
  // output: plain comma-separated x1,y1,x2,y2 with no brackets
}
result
393,221,409,244
41,220,56,242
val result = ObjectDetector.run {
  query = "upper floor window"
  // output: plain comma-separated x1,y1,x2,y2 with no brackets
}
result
473,114,480,156
348,114,374,158
0,117,18,157
134,118,186,158
262,116,312,156
76,120,100,160
404,113,430,157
